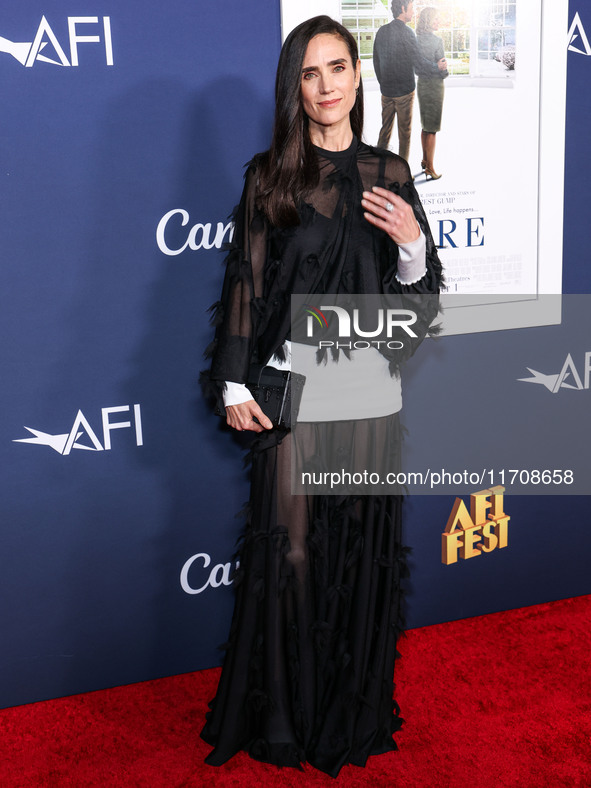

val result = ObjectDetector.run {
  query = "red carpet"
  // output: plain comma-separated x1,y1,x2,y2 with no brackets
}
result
1,595,590,787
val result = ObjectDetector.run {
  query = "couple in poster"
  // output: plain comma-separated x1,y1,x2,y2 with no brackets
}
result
374,1,448,180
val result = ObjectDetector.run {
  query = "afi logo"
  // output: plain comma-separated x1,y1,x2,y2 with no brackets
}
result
568,13,591,56
442,486,510,565
14,404,143,455
518,352,591,393
0,16,113,67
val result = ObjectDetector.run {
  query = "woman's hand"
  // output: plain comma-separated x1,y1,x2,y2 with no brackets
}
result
362,186,420,245
225,399,273,432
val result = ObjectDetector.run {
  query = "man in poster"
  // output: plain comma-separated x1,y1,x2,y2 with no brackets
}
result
373,0,447,161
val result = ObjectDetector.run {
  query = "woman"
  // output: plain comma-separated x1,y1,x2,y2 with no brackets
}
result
416,7,448,179
201,15,442,778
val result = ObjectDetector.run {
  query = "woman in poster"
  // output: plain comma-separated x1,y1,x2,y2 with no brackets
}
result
201,15,442,778
417,7,448,179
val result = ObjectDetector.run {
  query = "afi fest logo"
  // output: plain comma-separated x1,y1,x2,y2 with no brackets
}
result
13,405,143,455
518,352,591,393
304,304,418,351
442,486,510,565
0,16,113,67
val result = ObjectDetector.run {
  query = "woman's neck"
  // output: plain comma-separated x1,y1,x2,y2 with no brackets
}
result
308,122,354,152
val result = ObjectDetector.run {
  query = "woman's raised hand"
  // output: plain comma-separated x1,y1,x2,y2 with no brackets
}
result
362,186,420,245
225,400,273,432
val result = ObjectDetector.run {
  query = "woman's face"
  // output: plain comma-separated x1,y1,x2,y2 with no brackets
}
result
300,34,360,136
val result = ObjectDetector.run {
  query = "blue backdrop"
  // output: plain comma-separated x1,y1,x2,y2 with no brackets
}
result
0,1,589,709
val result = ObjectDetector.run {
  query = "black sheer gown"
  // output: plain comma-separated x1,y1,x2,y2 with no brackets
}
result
200,137,442,778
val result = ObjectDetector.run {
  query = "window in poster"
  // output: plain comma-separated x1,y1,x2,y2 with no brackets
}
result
280,0,567,333
340,0,516,83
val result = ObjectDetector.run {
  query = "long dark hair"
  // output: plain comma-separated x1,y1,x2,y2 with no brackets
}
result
257,16,364,227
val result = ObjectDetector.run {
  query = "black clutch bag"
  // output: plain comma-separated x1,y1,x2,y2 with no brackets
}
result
246,364,306,428
216,366,306,428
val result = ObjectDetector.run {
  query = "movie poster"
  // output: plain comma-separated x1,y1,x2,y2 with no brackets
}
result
281,0,567,321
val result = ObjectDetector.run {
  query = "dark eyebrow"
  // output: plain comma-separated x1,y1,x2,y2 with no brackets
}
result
302,58,348,74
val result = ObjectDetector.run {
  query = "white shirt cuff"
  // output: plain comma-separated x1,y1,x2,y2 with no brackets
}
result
222,381,254,407
395,230,427,285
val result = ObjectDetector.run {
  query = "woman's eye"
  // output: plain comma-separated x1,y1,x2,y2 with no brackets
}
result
334,65,345,72
303,72,316,80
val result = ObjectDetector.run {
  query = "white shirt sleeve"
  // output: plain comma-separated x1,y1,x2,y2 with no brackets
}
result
395,229,427,285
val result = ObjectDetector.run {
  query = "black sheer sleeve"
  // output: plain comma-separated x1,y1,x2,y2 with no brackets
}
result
206,164,268,386
373,152,443,368
375,153,443,295
395,177,443,294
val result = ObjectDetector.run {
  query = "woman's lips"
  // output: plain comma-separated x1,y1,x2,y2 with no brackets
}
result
318,98,341,107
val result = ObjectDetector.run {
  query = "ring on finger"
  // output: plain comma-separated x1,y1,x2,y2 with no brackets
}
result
385,201,394,213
